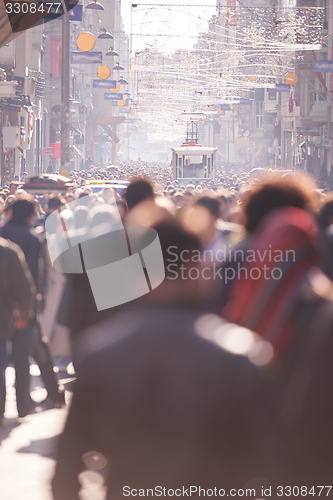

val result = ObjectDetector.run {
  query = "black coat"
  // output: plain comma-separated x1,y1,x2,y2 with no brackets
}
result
52,308,276,500
1,219,42,288
0,237,35,339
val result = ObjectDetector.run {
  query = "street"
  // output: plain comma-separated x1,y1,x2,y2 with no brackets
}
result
0,365,72,500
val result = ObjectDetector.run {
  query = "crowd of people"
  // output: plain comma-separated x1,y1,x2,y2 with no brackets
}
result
1,162,333,498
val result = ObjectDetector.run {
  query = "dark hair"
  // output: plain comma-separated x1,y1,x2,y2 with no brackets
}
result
243,175,316,233
12,199,36,220
196,196,220,218
74,206,89,229
317,194,333,230
124,179,154,210
153,220,202,280
48,196,64,211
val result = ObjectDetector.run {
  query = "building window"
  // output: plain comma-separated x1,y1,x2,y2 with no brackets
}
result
268,92,276,100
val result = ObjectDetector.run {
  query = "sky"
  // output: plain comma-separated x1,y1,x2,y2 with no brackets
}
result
121,0,217,53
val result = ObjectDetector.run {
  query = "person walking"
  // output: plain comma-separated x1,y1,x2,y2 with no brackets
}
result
1,198,64,417
0,235,35,422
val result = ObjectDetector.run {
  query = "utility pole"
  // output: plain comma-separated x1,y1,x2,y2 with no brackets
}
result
61,4,70,177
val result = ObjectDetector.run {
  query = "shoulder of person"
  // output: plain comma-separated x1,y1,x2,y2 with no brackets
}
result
34,224,46,240
29,225,44,244
0,236,25,261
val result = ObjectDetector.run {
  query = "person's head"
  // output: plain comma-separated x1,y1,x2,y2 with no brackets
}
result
216,192,227,219
144,218,208,307
242,174,317,234
317,193,333,230
64,193,75,204
186,183,195,192
11,199,36,224
47,196,65,214
4,194,16,216
89,204,116,229
196,196,220,221
74,205,90,229
101,187,119,204
9,182,18,195
180,191,194,208
124,178,154,210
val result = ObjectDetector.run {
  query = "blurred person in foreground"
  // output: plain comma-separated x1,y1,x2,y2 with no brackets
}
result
223,206,333,487
223,207,323,356
318,193,333,279
220,174,318,308
52,216,276,500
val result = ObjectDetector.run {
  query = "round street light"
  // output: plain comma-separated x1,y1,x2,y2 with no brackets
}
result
97,65,111,79
76,32,95,52
98,29,113,39
86,0,104,9
113,62,124,71
105,48,119,56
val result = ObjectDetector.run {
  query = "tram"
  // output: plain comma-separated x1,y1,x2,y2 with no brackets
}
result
171,120,217,185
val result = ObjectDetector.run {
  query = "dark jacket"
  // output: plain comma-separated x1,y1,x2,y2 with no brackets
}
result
0,237,35,339
1,218,43,288
52,308,275,500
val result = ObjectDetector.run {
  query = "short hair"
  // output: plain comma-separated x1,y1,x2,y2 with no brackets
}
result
11,199,36,220
153,219,202,280
124,179,154,210
74,206,90,229
48,196,64,211
196,196,220,218
242,175,316,233
317,193,333,230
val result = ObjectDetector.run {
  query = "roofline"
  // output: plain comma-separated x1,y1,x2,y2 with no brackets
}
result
171,147,217,153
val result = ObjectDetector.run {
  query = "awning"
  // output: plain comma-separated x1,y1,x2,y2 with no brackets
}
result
0,1,47,48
